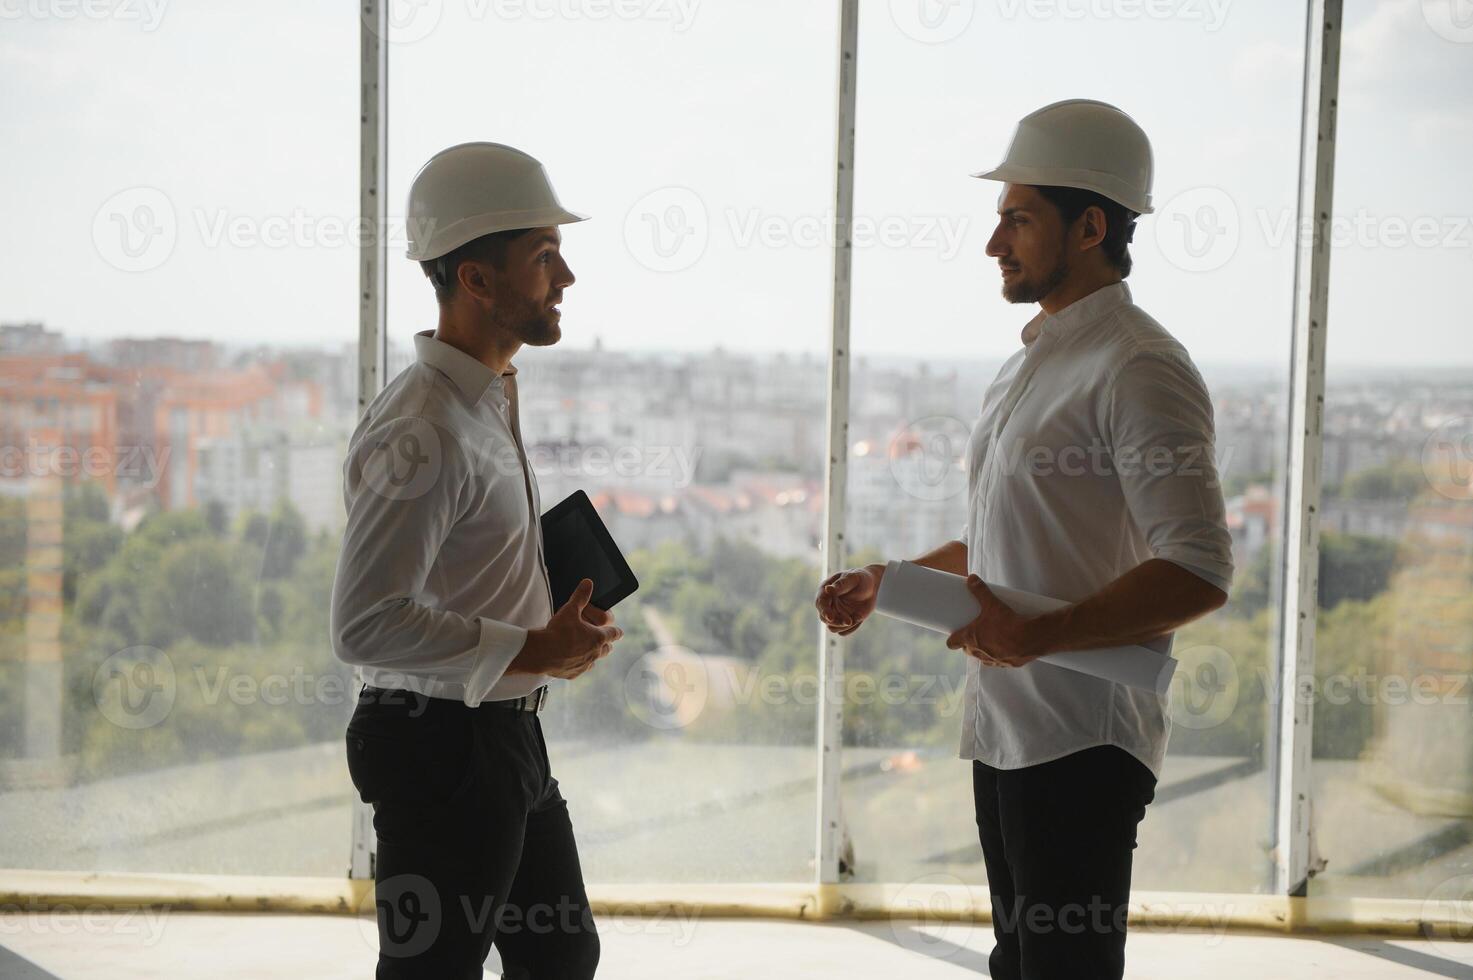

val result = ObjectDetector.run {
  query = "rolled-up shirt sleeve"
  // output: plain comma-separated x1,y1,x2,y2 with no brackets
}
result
1104,350,1235,595
330,415,529,703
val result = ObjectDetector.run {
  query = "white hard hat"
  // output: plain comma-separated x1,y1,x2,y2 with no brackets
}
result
972,99,1154,214
405,142,589,261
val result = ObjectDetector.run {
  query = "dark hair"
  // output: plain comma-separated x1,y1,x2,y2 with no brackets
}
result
1034,185,1137,278
420,227,532,303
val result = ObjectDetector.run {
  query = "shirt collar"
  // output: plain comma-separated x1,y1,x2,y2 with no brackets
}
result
1020,280,1133,347
413,330,516,403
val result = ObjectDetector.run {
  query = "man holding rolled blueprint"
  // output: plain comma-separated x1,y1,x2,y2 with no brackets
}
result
814,100,1233,980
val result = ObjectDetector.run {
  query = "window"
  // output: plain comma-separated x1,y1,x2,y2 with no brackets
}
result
0,3,358,876
1309,0,1473,900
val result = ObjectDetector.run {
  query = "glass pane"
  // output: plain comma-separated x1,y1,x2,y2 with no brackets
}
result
1310,0,1473,901
0,5,358,875
841,3,1305,893
387,2,838,882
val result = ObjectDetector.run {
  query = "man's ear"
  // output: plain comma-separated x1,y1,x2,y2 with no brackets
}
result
1077,205,1108,251
458,260,496,302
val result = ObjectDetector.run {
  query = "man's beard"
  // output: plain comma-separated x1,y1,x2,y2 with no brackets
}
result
1002,255,1068,305
491,293,561,346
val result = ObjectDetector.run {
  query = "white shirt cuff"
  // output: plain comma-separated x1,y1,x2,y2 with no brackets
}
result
1162,557,1233,596
461,619,530,706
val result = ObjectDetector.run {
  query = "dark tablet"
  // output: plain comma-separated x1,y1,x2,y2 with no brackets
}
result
539,490,639,610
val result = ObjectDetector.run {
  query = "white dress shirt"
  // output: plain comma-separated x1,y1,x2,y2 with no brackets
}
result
958,281,1233,778
331,330,553,705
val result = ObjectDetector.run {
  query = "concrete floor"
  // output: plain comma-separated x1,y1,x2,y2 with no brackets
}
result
1,913,1471,978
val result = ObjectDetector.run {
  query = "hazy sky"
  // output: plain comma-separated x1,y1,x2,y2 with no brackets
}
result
2,0,1469,369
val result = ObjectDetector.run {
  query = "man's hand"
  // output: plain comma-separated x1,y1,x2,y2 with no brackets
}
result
815,564,884,636
946,575,1050,668
514,579,623,680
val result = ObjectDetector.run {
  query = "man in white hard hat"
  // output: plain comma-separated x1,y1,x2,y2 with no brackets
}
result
332,142,617,978
816,100,1233,979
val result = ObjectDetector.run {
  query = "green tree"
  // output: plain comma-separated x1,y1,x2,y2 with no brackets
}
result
139,537,256,647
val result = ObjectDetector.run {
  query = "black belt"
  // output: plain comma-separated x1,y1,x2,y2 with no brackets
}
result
485,685,548,714
358,684,548,714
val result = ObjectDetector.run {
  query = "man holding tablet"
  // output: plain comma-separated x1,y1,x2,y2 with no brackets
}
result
814,101,1234,979
332,142,620,979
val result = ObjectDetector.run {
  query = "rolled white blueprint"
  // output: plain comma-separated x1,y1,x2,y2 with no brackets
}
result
872,560,1177,696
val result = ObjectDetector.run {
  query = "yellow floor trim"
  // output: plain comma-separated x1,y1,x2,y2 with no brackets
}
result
0,871,1467,942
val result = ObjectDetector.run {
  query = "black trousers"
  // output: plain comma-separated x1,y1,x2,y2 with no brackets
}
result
346,685,599,979
972,745,1157,980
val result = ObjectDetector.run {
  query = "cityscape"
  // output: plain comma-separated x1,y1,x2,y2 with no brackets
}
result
2,319,1472,894
4,319,1472,570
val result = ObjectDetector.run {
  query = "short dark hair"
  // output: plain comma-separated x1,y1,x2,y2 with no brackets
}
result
1034,185,1137,278
420,227,532,303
